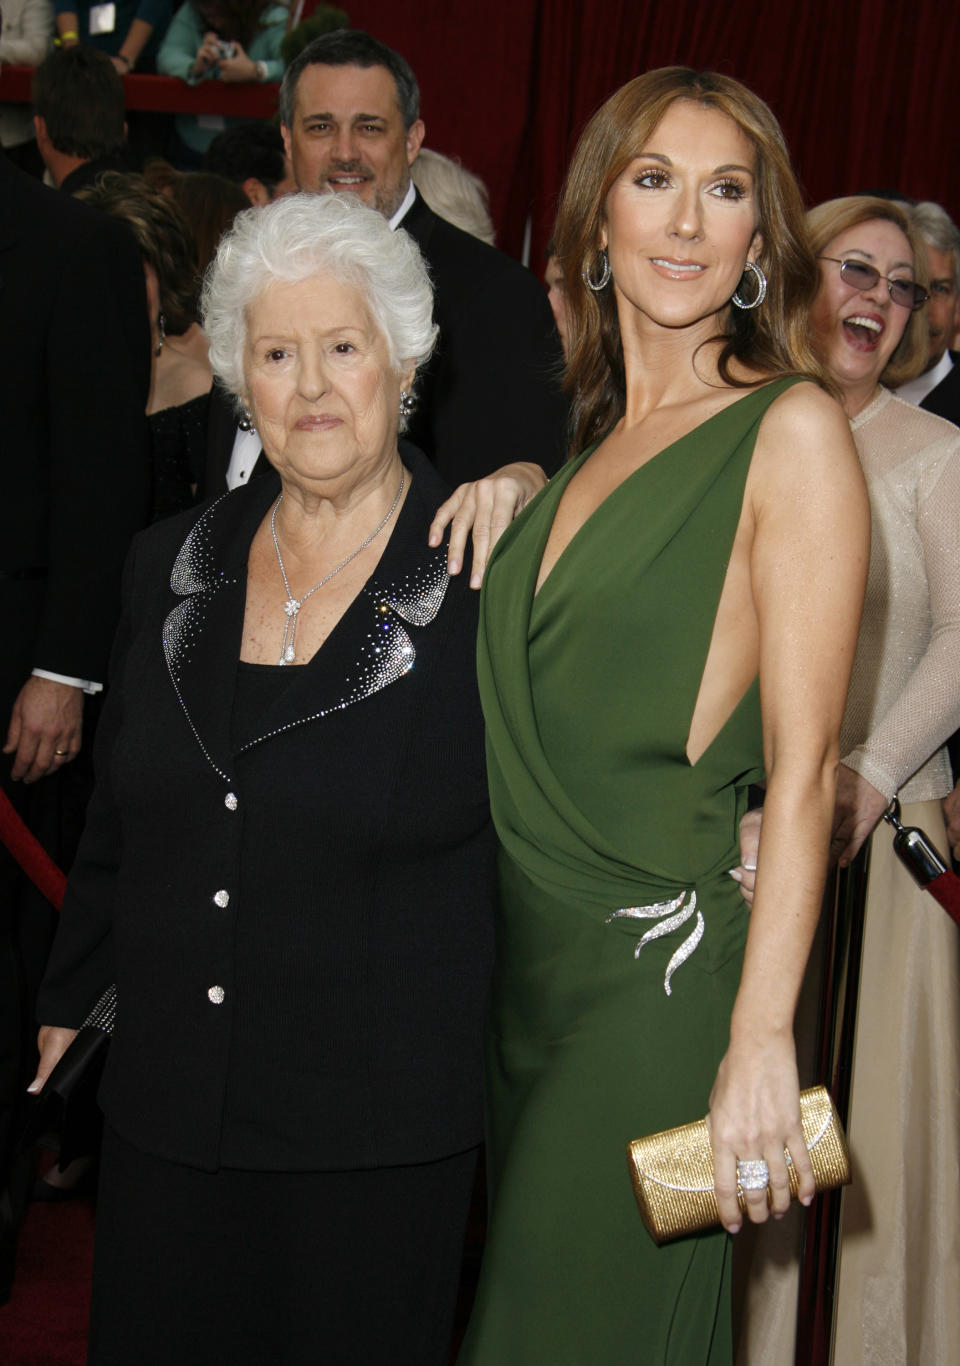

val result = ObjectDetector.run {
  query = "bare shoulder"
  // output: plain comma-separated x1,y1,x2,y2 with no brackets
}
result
751,380,863,498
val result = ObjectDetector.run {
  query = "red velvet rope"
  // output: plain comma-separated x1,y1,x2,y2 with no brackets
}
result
0,65,279,118
0,786,66,911
927,870,960,926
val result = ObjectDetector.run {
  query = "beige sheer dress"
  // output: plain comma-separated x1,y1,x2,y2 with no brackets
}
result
736,389,960,1365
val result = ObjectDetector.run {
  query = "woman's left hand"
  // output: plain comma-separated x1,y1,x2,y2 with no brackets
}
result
707,1031,814,1234
429,462,547,587
216,41,258,83
830,763,888,867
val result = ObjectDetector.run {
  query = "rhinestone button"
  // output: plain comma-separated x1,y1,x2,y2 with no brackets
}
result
224,792,238,811
207,985,225,1005
213,889,230,908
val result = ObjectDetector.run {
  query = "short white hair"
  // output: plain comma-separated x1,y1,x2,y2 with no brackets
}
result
202,192,438,403
410,149,496,246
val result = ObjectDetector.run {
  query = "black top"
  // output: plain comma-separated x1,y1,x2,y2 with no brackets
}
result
38,448,496,1172
230,661,292,750
148,390,209,523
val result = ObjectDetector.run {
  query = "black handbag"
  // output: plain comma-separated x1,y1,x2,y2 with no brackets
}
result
20,985,117,1169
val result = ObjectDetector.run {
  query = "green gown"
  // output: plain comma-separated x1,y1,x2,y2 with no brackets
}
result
460,379,799,1365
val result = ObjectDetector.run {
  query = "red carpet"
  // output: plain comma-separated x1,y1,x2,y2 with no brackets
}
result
0,1192,94,1365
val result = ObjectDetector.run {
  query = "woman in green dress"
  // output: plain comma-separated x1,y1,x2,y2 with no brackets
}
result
455,69,870,1364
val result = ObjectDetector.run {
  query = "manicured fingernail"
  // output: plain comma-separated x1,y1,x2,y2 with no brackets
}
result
801,1196,813,1207
428,531,439,546
448,559,459,575
743,860,757,871
470,573,482,589
728,868,743,882
727,1223,741,1235
26,1080,41,1093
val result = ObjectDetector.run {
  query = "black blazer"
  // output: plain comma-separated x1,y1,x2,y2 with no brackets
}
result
401,191,568,485
920,353,960,427
0,153,151,690
38,449,496,1173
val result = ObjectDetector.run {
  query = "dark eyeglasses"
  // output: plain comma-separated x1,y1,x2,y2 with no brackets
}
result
819,257,929,311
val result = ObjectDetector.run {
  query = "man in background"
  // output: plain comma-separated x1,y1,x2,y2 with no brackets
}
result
204,121,297,206
0,131,150,1299
32,44,135,193
277,29,567,489
896,201,960,423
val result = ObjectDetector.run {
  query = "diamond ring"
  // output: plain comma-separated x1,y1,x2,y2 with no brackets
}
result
736,1158,770,1191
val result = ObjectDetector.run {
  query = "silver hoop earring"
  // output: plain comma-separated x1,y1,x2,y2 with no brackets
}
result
582,249,611,292
731,260,767,310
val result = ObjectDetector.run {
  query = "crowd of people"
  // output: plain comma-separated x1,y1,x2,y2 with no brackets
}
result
1,14,959,1366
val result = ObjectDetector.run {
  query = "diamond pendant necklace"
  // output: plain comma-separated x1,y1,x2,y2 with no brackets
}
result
270,471,405,665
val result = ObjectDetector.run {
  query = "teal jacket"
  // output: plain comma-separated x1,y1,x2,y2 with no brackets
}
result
158,2,288,154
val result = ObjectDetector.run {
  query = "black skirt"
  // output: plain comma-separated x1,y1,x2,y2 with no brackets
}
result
89,1127,478,1366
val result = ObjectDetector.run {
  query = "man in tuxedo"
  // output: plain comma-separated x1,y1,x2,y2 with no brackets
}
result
206,29,566,496
0,146,150,1298
895,201,960,424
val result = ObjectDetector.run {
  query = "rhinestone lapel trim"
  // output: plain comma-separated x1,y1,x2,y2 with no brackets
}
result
162,500,450,780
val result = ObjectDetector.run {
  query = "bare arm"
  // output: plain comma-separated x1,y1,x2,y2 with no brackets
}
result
708,385,869,1233
112,17,155,72
55,10,79,42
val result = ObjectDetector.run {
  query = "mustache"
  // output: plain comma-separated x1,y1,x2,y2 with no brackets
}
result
320,160,373,178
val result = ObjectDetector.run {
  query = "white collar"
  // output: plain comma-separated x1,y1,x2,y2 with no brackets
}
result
388,180,416,231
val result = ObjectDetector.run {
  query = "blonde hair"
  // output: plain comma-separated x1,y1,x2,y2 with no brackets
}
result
554,67,828,456
411,149,496,245
806,196,930,388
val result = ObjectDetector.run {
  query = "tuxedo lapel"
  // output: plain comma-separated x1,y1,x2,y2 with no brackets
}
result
162,453,451,778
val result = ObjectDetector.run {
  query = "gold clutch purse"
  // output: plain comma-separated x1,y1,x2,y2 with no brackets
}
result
626,1085,851,1245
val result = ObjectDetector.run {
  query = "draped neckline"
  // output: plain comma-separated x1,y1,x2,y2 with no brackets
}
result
533,381,788,605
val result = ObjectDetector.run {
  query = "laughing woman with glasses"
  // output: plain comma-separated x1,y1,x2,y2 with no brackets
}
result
736,195,960,1366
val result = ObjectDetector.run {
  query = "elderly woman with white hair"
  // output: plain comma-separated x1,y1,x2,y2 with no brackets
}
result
30,191,538,1366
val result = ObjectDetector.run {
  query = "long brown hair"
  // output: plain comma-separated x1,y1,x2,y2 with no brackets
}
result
554,67,827,455
806,196,930,389
75,173,200,334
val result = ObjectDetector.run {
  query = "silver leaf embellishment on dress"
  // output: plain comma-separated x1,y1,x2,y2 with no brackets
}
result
605,890,703,996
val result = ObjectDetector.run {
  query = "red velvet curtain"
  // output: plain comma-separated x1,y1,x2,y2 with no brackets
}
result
343,1,958,270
